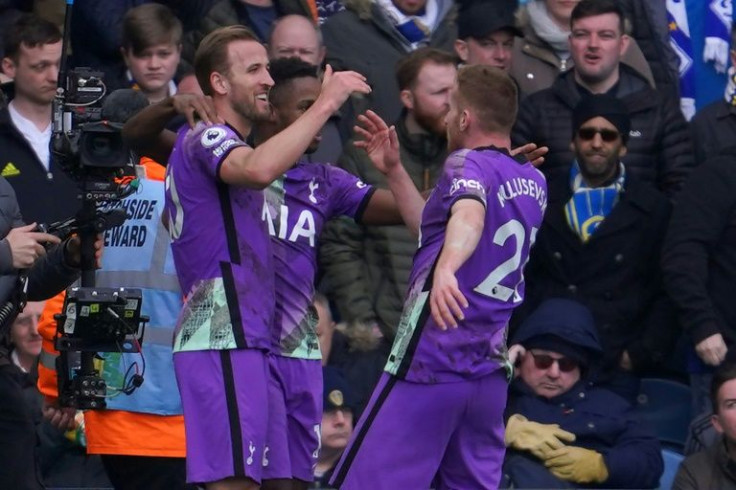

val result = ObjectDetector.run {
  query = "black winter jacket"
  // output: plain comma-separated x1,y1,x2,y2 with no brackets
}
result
505,378,663,489
512,65,694,200
619,0,680,102
0,107,80,225
662,149,736,347
514,175,676,373
691,100,736,165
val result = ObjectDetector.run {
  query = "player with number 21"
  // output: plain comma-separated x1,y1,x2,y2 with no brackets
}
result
330,65,547,490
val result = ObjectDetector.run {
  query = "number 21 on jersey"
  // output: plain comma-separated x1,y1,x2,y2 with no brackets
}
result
474,219,537,303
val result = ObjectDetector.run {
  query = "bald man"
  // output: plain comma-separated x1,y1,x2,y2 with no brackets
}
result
268,14,326,67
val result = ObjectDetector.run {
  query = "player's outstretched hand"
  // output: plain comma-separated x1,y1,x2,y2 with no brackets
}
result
354,110,401,175
6,223,61,269
511,142,548,168
430,266,468,330
171,93,223,128
318,65,371,113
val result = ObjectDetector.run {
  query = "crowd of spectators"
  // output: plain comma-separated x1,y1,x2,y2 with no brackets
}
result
2,0,736,488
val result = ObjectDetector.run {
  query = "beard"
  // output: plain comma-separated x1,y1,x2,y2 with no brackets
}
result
232,97,271,123
413,105,448,137
576,149,620,183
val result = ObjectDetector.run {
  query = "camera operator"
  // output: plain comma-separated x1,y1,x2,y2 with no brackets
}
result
37,89,195,490
0,13,79,225
0,176,100,490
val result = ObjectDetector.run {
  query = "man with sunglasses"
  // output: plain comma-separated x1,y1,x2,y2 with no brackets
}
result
512,0,693,201
503,298,663,489
513,93,675,403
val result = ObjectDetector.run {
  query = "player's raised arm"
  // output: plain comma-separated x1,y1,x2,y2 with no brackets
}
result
220,65,370,188
430,198,485,330
353,110,425,234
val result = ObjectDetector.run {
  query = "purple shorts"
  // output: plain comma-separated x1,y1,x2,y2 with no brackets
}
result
263,355,322,482
174,348,269,485
331,370,508,490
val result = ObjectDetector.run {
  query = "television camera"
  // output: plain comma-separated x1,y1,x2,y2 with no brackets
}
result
45,1,148,410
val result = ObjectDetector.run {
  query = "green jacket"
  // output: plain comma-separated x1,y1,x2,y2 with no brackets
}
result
318,115,446,339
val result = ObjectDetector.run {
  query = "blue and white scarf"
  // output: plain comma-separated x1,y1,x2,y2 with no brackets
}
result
725,65,736,105
376,0,439,47
565,160,626,243
667,0,697,120
704,0,733,74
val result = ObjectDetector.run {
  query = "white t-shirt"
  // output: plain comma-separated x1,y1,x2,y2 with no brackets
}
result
8,101,52,171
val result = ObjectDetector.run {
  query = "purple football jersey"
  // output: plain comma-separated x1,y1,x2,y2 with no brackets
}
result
264,161,374,359
165,123,274,352
385,147,547,383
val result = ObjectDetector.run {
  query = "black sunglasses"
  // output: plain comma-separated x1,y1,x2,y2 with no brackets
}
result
529,351,579,373
577,127,620,142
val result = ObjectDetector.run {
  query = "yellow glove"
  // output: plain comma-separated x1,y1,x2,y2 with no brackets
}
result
544,446,609,484
504,414,576,459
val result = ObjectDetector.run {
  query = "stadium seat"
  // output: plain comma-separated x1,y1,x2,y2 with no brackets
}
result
659,448,684,490
636,378,693,452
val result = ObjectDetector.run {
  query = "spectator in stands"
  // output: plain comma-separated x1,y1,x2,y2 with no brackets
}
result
504,298,663,489
618,0,680,103
267,14,344,163
511,0,653,99
121,3,182,104
690,24,736,165
181,0,315,63
512,0,693,201
312,366,356,488
268,14,325,66
70,0,149,92
320,0,456,130
9,301,43,375
319,47,453,340
454,0,521,73
514,93,675,401
0,14,79,224
662,146,736,417
674,362,736,489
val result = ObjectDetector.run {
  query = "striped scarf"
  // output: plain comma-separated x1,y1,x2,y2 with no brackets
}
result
704,0,733,74
376,0,439,47
726,66,736,105
564,160,625,243
667,0,696,120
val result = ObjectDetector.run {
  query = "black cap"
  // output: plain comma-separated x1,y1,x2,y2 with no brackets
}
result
323,366,356,412
572,94,631,144
457,0,522,40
